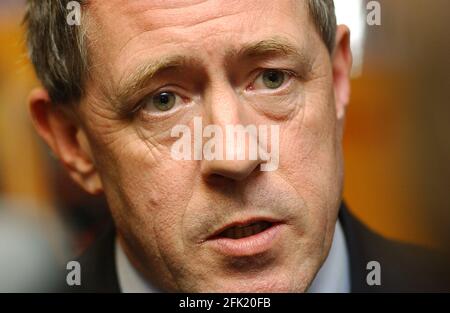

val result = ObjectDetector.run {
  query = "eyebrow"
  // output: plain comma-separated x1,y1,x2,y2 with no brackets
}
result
111,55,190,113
111,37,311,114
231,37,309,62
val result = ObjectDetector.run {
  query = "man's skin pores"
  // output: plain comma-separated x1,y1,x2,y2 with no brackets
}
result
31,0,352,292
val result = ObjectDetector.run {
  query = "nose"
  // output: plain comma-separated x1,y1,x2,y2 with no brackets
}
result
202,157,262,182
200,84,263,182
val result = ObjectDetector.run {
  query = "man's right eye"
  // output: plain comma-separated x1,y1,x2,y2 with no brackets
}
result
148,91,177,112
137,91,185,116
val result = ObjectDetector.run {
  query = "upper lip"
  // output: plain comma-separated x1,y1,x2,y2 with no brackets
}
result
205,216,283,241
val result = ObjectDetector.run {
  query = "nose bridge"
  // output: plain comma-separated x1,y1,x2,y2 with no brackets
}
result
204,76,241,126
201,80,263,182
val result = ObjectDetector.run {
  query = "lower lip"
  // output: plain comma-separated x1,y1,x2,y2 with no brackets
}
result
206,223,285,257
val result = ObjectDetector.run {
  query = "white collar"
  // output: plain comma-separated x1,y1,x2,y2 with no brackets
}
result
116,220,350,293
307,220,350,293
115,239,161,293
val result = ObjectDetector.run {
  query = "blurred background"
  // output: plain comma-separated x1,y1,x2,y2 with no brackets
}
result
0,0,449,290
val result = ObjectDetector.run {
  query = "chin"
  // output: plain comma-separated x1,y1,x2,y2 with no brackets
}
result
193,272,310,293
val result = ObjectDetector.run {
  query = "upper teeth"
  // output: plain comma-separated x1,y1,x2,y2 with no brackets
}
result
222,222,271,239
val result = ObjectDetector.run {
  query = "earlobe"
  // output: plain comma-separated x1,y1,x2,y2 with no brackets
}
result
332,25,353,120
74,129,104,195
28,88,103,195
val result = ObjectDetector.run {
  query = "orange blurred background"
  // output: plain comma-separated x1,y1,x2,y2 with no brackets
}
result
0,0,449,255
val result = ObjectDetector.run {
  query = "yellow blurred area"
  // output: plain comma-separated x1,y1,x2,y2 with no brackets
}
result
344,69,431,246
0,12,54,212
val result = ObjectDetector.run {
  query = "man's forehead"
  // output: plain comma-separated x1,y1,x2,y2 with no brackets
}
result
85,0,310,54
87,0,304,10
84,0,313,88
86,0,306,29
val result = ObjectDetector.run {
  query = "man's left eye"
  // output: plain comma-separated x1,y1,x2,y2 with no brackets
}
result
251,69,289,90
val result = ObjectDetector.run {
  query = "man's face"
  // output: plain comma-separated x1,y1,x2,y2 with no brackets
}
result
76,0,347,292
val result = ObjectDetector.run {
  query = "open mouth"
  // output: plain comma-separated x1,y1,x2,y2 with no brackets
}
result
217,221,273,240
205,218,284,256
207,218,281,241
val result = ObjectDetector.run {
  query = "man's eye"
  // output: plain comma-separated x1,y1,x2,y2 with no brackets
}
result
151,92,177,111
252,69,288,90
143,92,177,112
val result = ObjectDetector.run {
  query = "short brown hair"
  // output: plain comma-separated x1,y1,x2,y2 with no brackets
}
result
24,0,336,105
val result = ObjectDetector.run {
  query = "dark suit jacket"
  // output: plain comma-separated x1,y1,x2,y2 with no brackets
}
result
61,203,450,292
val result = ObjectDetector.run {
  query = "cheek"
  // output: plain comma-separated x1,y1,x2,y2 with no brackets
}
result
281,93,339,185
91,130,199,247
278,86,341,233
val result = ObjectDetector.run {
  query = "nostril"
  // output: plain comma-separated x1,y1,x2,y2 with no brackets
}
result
203,161,261,182
203,172,231,184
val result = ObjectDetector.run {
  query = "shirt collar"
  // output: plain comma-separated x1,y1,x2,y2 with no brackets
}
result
115,239,161,293
116,220,350,293
307,220,351,293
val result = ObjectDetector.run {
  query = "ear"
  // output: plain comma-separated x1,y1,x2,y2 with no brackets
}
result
28,88,103,195
332,25,353,121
